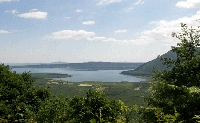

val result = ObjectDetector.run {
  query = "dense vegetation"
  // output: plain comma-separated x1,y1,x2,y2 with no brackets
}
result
0,65,51,122
140,23,200,122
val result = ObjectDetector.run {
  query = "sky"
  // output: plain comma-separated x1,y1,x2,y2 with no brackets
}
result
1,0,200,63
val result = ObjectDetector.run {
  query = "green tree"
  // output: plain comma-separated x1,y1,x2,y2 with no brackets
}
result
0,64,50,123
118,100,139,123
154,23,200,87
68,89,122,123
36,96,71,123
140,23,200,123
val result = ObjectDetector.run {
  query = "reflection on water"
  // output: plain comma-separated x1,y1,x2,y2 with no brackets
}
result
12,68,145,82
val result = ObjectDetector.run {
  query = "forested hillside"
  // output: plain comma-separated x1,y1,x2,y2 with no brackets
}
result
121,50,177,76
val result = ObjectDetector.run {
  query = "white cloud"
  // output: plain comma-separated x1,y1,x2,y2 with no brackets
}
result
44,30,96,40
124,0,144,12
44,11,200,46
88,36,141,44
176,0,200,8
97,0,121,5
114,29,127,33
76,9,83,12
0,30,10,34
11,10,18,14
17,10,47,19
5,9,18,14
30,9,38,12
0,0,10,3
87,36,106,41
44,30,138,44
124,7,133,12
134,0,144,5
136,10,200,45
82,21,95,25
0,0,18,3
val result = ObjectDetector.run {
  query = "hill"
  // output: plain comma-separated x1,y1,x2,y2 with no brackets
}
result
121,50,177,76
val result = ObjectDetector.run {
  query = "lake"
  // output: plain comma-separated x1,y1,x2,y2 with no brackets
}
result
12,68,145,82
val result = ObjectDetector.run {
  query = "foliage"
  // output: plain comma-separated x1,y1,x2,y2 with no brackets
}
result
118,100,139,123
36,89,131,123
155,23,200,87
140,23,200,123
36,97,71,123
193,115,200,123
0,64,50,122
68,89,122,123
140,82,200,122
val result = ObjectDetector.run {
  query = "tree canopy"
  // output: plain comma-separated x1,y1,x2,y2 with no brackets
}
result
140,23,200,123
0,64,50,122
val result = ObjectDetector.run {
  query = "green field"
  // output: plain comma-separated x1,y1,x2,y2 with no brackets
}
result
32,73,152,106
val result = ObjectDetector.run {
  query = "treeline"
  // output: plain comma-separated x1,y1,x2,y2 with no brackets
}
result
11,62,143,71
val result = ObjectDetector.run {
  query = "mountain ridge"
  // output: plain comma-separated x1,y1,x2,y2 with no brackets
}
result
120,50,177,76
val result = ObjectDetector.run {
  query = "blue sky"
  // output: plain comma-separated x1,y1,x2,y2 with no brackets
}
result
1,0,200,63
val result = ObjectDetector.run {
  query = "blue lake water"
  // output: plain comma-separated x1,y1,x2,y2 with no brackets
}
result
12,68,145,82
